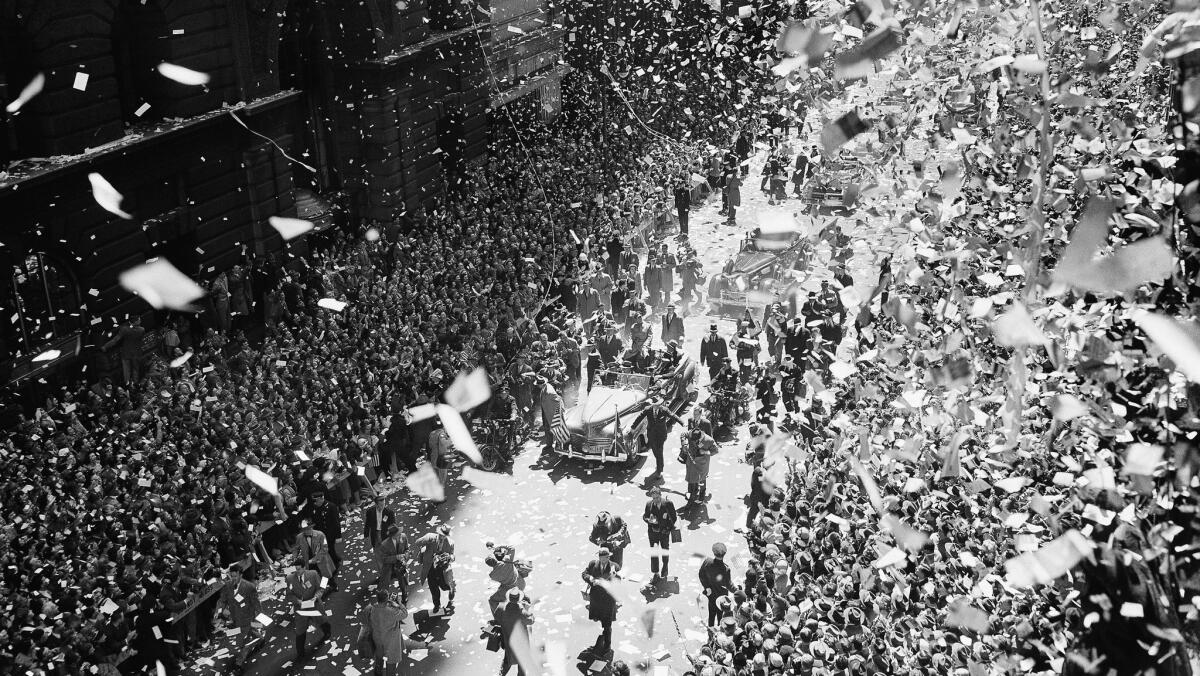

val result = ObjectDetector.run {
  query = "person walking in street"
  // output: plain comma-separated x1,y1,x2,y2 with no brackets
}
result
296,520,337,595
414,525,456,614
644,251,662,309
658,244,678,302
640,397,682,477
582,547,621,655
683,427,718,506
496,589,534,676
376,525,410,603
642,486,678,583
301,491,343,583
215,564,262,674
660,304,684,348
589,511,631,568
699,543,733,627
674,172,692,236
725,172,742,226
358,590,408,676
285,564,331,661
677,249,704,316
700,324,729,382
364,493,397,550
486,543,533,615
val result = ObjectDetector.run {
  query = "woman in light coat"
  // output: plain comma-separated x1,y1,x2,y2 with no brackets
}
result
360,590,407,676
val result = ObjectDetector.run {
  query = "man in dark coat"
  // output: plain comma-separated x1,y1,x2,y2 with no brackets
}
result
699,542,733,626
660,304,684,347
639,397,683,476
102,315,146,384
642,486,678,582
363,493,396,549
589,512,631,568
496,589,534,676
301,492,343,582
700,324,729,381
595,326,623,366
582,547,621,653
674,172,692,236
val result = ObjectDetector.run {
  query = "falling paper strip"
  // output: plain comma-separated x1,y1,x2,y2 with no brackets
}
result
405,403,439,423
88,173,133,219
317,298,347,312
5,72,44,113
1123,443,1163,475
945,601,990,633
32,349,61,362
881,514,929,553
444,367,492,412
873,547,908,569
268,216,315,240
1004,529,1092,588
119,259,206,311
821,109,871,155
73,72,89,91
435,404,483,465
157,62,211,86
405,464,444,502
1134,312,1200,383
244,465,279,495
991,303,1048,347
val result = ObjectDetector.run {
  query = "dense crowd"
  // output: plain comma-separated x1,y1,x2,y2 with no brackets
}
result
679,7,1200,675
0,72,756,674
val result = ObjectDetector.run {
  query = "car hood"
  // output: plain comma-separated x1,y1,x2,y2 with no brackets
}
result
565,387,646,431
729,251,776,275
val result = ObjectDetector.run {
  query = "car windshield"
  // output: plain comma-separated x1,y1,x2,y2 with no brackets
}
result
596,365,653,391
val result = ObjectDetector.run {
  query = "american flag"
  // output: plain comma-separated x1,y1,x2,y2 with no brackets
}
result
550,400,570,446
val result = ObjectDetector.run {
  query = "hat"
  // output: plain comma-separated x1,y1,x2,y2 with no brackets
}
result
713,542,728,557
507,588,522,601
709,323,718,331
598,547,612,556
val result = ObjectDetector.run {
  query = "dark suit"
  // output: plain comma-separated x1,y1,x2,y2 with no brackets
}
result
661,313,684,346
496,599,534,675
699,334,729,379
363,506,396,549
103,323,146,384
642,498,678,578
699,556,733,625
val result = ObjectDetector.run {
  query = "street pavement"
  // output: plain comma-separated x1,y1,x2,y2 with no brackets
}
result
193,67,937,676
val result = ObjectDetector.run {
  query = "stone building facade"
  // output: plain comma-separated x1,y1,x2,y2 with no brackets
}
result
0,0,496,386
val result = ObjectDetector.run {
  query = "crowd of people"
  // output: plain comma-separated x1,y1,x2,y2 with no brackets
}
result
0,67,765,674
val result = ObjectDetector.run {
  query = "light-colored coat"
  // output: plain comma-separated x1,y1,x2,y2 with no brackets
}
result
363,601,407,675
414,532,455,588
296,530,336,580
685,432,718,483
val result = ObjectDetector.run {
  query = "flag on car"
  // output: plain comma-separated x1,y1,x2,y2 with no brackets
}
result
551,405,570,446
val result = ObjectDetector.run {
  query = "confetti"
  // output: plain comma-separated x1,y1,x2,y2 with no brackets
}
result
87,173,132,219
5,72,44,113
268,216,315,240
118,259,206,310
156,62,211,86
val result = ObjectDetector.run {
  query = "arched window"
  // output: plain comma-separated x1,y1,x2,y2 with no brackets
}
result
0,253,83,364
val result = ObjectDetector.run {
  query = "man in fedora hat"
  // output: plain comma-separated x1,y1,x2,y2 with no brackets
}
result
700,323,729,382
639,396,683,476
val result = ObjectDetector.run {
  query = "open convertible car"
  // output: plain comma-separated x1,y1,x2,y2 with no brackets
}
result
707,227,813,318
560,352,697,463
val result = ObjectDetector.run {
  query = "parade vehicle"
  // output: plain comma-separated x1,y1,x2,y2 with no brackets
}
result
473,418,520,471
559,352,697,464
707,225,814,318
802,150,866,214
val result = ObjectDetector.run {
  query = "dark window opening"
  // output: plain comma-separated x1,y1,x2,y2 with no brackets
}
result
0,252,83,364
112,1,170,125
281,6,340,194
0,12,43,165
